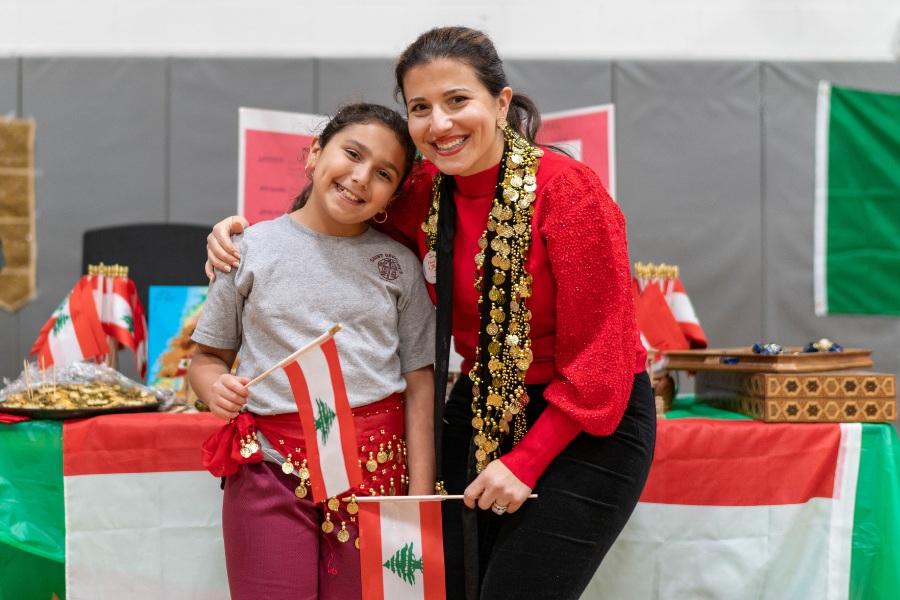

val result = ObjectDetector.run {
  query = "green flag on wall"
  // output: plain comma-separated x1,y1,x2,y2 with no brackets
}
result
814,82,900,316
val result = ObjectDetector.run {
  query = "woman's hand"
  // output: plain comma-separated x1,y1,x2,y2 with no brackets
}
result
205,373,251,420
463,459,532,515
205,215,250,281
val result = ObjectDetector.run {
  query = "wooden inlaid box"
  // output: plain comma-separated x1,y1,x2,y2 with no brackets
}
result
695,370,896,423
665,347,873,373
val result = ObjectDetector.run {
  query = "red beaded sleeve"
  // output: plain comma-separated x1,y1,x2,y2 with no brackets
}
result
537,161,639,435
499,161,641,486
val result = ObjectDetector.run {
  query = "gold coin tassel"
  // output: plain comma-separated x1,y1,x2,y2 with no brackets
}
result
423,126,542,473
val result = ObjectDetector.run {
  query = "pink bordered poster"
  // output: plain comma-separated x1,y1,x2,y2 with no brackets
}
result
238,107,323,225
537,104,616,199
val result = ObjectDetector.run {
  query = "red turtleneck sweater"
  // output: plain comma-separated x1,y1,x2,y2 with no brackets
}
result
384,150,646,487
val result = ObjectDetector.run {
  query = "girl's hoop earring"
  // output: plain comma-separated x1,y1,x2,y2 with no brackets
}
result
373,209,388,224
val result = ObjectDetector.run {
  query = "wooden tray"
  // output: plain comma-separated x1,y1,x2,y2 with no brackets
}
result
664,347,873,373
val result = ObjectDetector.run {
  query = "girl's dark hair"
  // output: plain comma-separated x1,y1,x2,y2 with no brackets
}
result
394,26,543,145
289,103,417,212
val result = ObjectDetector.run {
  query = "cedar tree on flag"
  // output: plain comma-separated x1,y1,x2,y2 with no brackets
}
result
281,336,360,502
359,499,446,600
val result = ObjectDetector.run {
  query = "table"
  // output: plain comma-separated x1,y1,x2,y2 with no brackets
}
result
2,400,899,599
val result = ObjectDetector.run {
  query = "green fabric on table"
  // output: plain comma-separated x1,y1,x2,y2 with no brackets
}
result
665,394,753,420
0,420,66,599
0,420,65,561
851,421,900,598
0,545,64,600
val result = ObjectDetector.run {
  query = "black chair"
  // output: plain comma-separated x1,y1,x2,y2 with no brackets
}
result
81,223,211,311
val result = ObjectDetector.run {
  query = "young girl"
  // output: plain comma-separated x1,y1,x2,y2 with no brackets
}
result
189,103,436,600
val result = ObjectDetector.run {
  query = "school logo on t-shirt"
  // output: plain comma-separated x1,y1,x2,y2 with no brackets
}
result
371,253,403,282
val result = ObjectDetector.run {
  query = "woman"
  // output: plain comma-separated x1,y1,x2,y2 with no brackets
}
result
207,26,656,600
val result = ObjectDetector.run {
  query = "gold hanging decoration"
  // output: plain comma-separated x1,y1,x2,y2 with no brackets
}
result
0,118,37,312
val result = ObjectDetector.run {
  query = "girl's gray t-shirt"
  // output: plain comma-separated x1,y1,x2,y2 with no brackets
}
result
192,214,435,412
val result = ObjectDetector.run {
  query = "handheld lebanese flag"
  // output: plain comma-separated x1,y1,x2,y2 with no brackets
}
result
359,499,446,600
30,276,109,367
814,82,900,316
264,326,361,502
664,277,707,349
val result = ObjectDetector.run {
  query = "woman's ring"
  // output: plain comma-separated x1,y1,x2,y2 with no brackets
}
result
491,502,508,515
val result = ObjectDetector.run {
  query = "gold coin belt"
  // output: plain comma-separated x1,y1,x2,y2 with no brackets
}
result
279,432,408,549
423,127,542,473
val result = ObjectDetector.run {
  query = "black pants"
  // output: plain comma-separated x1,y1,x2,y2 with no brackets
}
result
441,371,656,600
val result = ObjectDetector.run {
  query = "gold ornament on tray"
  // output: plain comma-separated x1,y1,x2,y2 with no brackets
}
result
2,381,157,411
0,360,163,418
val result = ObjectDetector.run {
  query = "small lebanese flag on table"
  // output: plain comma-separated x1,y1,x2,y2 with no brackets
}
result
249,324,361,502
30,276,109,367
358,497,446,600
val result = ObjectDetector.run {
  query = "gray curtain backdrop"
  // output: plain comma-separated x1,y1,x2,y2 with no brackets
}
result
1,57,899,424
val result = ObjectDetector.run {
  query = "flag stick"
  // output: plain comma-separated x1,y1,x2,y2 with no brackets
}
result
24,359,33,403
246,324,342,387
343,494,538,503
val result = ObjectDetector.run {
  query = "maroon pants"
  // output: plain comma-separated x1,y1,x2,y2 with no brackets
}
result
223,461,361,600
